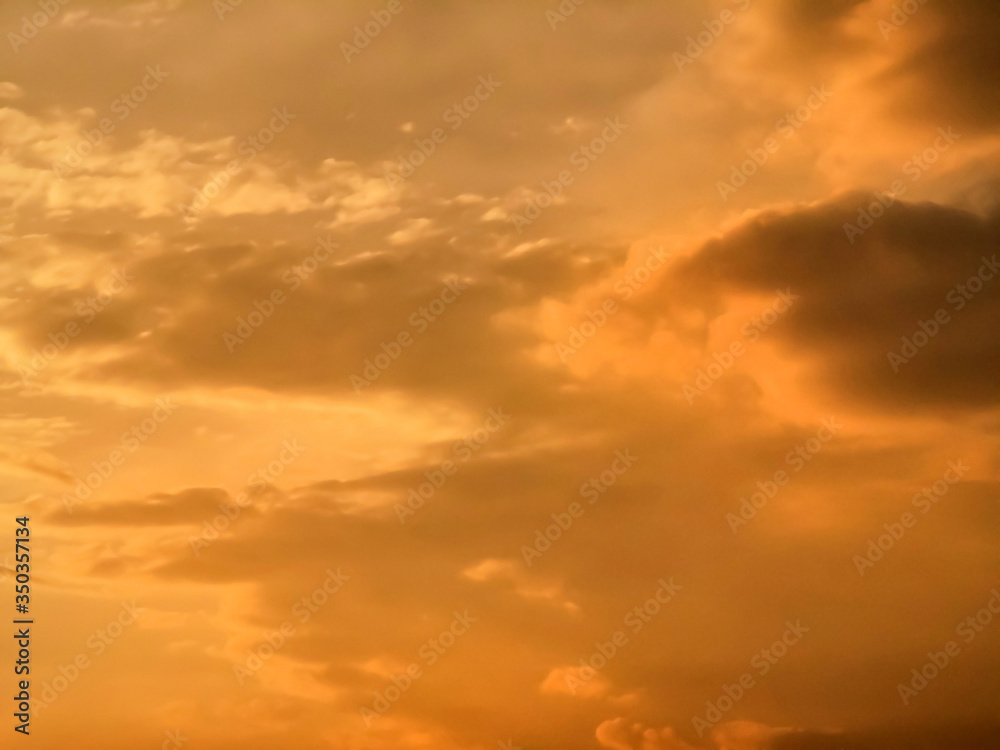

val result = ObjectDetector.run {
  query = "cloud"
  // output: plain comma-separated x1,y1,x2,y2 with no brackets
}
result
5,1,1000,747
541,665,611,699
772,724,1000,749
0,82,24,100
596,718,788,750
462,557,579,611
650,194,1000,410
46,487,234,526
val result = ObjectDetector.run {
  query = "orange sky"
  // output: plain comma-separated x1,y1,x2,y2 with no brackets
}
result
1,1,999,749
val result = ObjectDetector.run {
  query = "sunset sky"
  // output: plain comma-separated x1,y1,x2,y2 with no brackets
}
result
2,1,999,748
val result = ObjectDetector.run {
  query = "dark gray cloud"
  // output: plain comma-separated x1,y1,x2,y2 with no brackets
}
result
650,195,1000,410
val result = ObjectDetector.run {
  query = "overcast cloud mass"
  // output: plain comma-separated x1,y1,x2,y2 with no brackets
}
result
1,1,999,748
